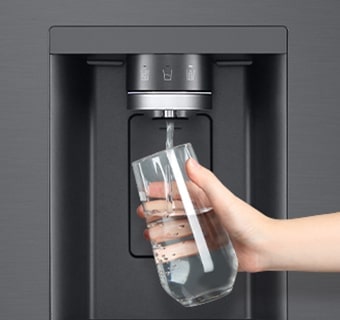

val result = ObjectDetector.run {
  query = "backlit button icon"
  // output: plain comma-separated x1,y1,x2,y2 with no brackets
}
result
140,65,150,81
162,65,172,81
186,65,195,81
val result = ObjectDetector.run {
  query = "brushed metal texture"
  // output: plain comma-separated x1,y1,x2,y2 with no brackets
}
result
1,1,340,319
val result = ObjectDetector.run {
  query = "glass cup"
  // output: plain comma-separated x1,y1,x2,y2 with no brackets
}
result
132,143,238,307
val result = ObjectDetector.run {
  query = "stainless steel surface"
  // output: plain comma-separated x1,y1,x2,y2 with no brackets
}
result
127,54,211,92
127,92,212,110
50,26,287,54
1,1,340,320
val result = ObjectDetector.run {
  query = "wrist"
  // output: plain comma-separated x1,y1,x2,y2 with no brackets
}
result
256,217,284,272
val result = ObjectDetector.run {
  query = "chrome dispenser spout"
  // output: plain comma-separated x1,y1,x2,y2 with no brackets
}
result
163,110,175,118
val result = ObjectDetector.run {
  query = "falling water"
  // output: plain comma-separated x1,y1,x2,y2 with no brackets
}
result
165,120,175,210
165,120,174,149
163,120,215,273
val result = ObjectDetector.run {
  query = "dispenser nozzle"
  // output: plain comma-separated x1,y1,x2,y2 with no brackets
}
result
164,110,175,118
151,110,193,119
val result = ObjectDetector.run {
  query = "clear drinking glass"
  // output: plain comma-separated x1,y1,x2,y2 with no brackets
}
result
132,143,238,307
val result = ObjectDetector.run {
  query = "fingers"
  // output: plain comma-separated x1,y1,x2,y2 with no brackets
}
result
154,240,198,264
143,199,184,214
138,158,239,234
185,158,236,205
138,200,185,219
185,158,269,240
153,229,229,264
136,200,187,227
137,198,203,220
185,158,255,236
137,200,230,261
148,181,180,199
137,205,145,218
143,229,150,241
148,217,192,243
148,210,229,254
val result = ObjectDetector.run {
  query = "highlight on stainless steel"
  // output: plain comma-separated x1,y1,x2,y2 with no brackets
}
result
163,110,175,118
127,92,212,110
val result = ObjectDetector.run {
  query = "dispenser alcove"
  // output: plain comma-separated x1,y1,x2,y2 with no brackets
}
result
50,26,287,320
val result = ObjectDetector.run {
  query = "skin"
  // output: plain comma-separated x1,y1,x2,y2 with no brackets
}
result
137,158,340,273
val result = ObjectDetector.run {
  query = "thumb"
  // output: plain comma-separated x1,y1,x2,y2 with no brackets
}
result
186,157,266,226
185,158,238,211
185,158,257,237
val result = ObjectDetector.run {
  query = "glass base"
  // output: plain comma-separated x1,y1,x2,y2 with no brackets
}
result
177,286,233,307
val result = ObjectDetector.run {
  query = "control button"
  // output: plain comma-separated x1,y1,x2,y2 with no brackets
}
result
162,65,172,81
186,65,195,81
140,65,150,81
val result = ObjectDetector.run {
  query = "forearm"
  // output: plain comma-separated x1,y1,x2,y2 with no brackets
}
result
263,212,340,272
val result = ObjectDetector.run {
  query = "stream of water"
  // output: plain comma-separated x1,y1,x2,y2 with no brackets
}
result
165,120,174,149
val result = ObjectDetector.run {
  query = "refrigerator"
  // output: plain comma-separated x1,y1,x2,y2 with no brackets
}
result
1,1,340,319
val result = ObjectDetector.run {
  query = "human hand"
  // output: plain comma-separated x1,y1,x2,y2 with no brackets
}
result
138,158,340,272
184,159,340,273
137,180,230,265
183,158,275,272
137,158,274,272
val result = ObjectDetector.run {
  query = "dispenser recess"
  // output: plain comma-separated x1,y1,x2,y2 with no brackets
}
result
50,26,287,320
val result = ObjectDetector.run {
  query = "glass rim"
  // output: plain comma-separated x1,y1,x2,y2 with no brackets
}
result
131,142,193,167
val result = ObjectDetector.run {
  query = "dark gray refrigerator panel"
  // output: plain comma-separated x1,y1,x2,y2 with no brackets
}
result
1,1,340,320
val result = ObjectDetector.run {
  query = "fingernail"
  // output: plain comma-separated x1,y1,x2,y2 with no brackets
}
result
189,158,200,170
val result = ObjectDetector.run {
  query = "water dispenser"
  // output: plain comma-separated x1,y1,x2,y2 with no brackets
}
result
50,26,287,319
